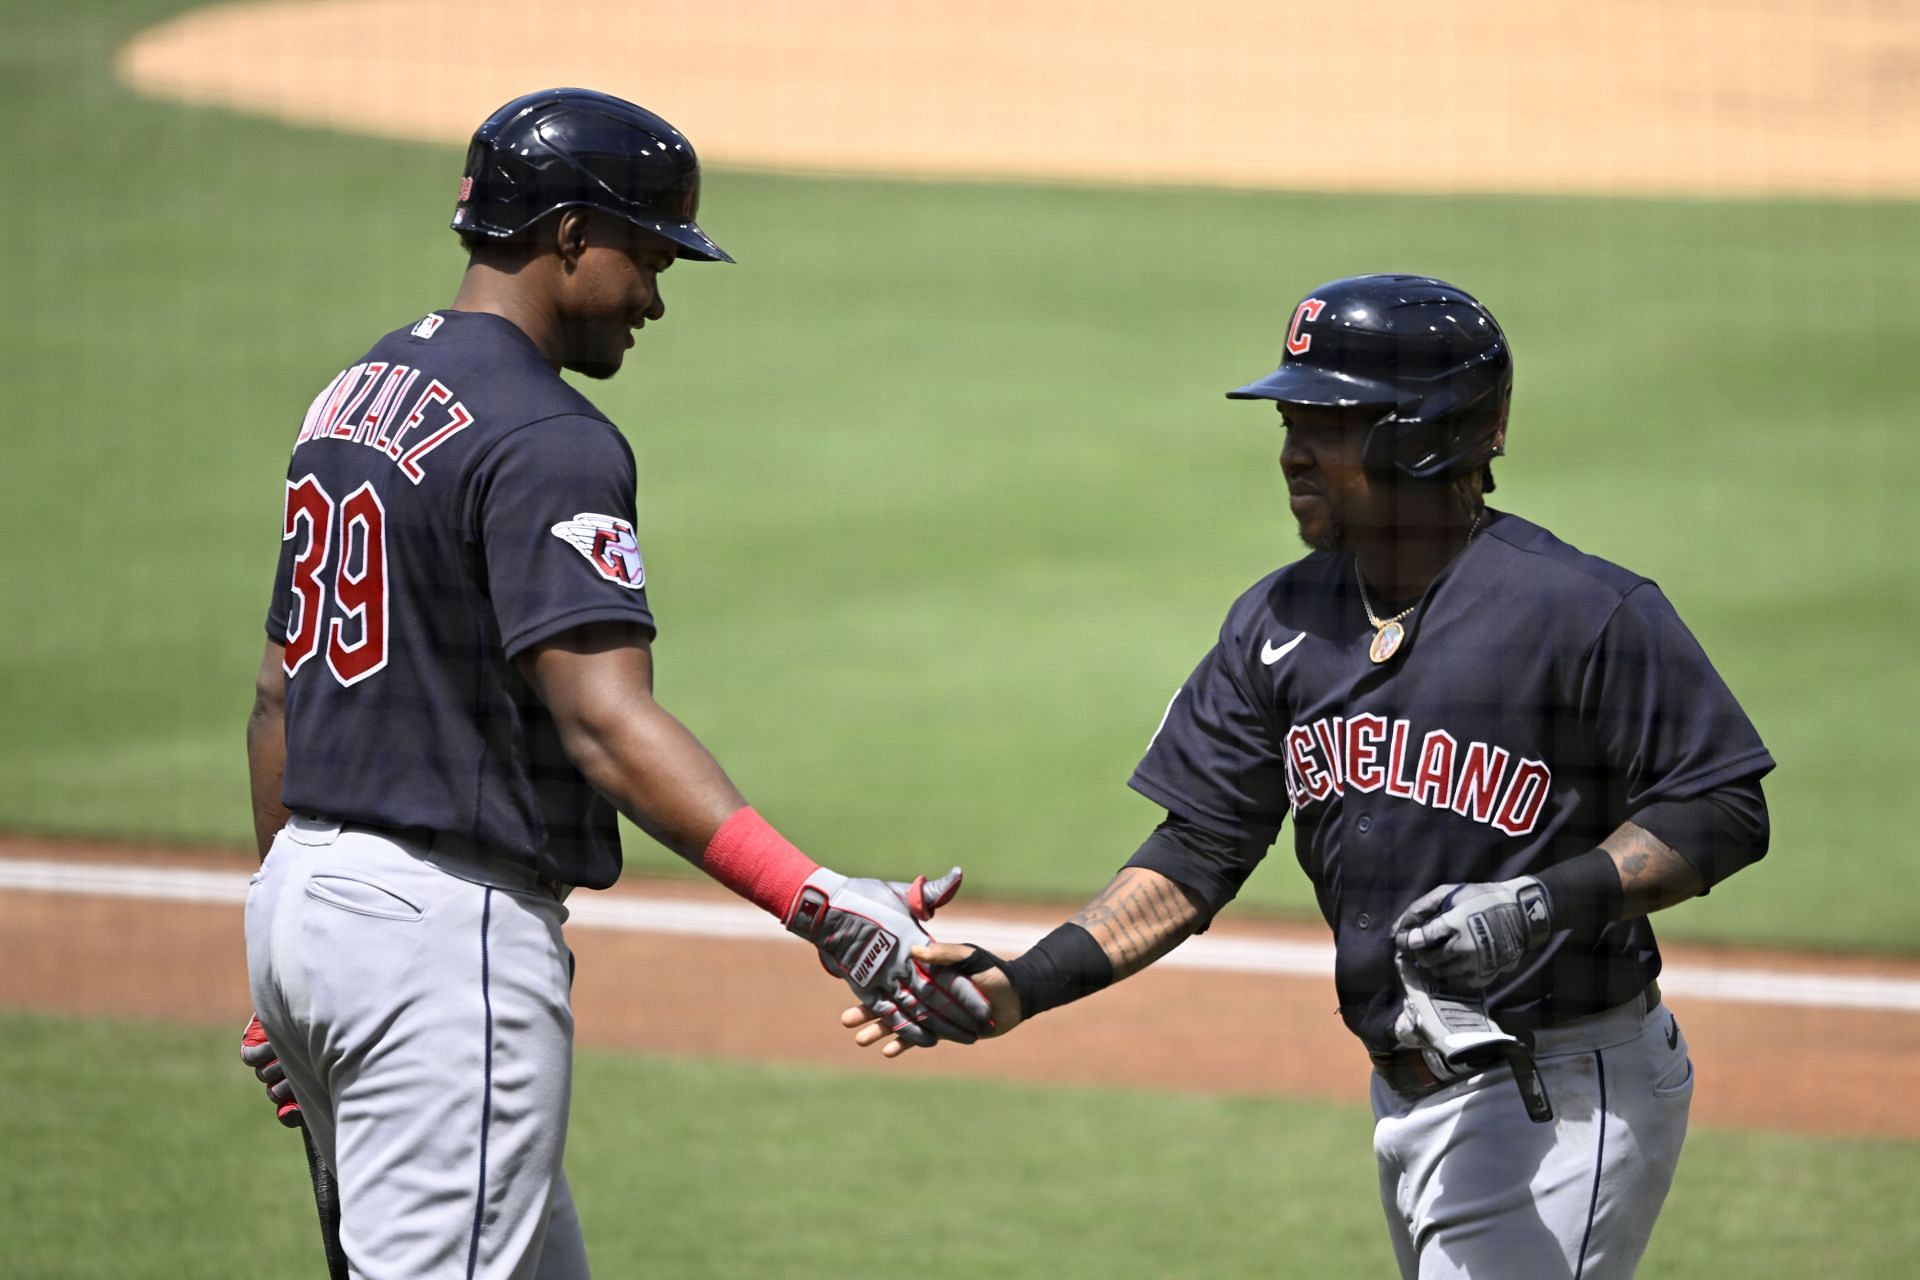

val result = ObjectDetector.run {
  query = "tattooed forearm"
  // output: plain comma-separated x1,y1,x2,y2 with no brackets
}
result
1599,820,1706,917
1070,867,1205,980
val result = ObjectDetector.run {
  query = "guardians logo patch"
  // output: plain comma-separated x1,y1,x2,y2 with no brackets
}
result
550,513,646,588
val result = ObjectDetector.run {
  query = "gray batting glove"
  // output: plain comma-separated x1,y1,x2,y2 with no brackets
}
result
786,866,994,1048
1393,954,1553,1123
1393,877,1553,989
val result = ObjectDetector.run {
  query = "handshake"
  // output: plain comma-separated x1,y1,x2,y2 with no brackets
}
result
240,857,1019,1125
783,864,1021,1055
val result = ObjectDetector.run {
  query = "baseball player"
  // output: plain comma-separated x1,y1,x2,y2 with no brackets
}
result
237,88,989,1279
846,275,1774,1278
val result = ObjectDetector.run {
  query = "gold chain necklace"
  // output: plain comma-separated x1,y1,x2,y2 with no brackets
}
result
1356,510,1483,665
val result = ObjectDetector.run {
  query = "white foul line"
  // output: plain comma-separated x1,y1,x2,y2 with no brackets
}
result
7,858,1919,1015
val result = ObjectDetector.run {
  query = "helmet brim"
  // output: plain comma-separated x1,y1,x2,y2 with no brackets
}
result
644,215,734,264
1224,363,1404,408
453,203,735,264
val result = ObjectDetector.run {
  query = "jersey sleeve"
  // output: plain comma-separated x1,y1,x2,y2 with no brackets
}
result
1127,610,1292,844
1579,582,1774,809
1124,812,1273,923
466,415,658,659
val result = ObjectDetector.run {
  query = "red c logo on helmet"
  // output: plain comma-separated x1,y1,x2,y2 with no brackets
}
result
1286,298,1327,356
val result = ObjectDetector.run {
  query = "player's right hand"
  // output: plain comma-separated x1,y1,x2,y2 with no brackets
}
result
1393,877,1553,988
240,1013,302,1128
841,941,1024,1058
784,866,994,1049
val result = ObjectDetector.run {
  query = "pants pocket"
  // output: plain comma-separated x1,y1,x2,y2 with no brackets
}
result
305,873,425,922
1652,1055,1695,1098
1649,1013,1694,1098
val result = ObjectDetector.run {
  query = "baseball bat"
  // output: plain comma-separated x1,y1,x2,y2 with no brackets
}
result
297,1119,350,1280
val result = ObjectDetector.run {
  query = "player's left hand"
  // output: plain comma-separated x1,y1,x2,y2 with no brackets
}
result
1393,953,1554,1122
239,1013,302,1127
786,866,994,1049
1393,877,1553,988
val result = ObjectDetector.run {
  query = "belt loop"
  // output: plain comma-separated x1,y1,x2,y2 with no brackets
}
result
285,814,344,845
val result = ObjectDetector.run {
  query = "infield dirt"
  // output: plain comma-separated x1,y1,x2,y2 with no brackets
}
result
6,833,1920,1141
117,0,1920,197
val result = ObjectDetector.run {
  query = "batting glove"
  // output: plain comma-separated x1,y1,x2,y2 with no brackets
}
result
786,866,993,1048
1392,953,1553,1123
239,1013,302,1128
1393,877,1553,989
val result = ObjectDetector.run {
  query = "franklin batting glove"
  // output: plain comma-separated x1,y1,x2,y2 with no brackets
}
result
786,866,992,1047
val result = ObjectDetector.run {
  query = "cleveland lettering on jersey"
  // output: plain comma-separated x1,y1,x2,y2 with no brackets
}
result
1282,713,1552,837
294,359,475,484
1128,508,1773,1048
922,273,1778,1280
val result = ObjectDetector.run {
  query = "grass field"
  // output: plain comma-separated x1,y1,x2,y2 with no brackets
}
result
4,0,1917,951
3,6,1918,1278
3,1011,1918,1279
8,0,1916,951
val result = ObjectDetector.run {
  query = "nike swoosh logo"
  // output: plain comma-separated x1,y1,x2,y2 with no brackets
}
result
1261,632,1306,665
1665,1015,1679,1051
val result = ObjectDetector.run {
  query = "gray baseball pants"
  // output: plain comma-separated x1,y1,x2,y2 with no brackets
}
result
1371,988,1692,1279
247,816,590,1279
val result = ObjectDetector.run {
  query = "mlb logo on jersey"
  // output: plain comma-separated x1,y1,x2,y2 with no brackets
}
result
411,314,446,340
551,514,646,588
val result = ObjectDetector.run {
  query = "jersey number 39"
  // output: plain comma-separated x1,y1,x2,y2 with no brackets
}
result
282,474,388,685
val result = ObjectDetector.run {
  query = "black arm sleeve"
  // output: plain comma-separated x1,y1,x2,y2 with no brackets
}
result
1001,924,1116,1019
1630,775,1770,891
1123,811,1273,928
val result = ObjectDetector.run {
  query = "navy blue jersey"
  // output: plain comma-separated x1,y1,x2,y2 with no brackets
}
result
1129,510,1774,1051
265,311,656,889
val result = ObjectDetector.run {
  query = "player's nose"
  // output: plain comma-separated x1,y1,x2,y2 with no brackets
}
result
1279,426,1314,475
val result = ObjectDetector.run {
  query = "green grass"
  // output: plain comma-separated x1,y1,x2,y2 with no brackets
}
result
2,1011,1916,1278
2,0,1918,951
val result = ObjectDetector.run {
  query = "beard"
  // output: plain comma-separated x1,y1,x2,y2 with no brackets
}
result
1297,519,1345,555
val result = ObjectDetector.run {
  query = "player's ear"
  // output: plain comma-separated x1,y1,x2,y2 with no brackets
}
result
553,208,593,271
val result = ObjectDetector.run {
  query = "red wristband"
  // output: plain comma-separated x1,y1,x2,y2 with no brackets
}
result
701,806,820,920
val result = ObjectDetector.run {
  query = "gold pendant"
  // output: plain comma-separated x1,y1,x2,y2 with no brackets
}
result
1369,620,1405,664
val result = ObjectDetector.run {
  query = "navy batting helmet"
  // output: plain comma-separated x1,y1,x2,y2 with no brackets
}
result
1227,274,1510,479
451,88,732,263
